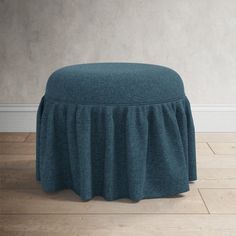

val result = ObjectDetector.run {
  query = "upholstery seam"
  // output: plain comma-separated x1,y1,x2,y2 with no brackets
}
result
43,96,187,107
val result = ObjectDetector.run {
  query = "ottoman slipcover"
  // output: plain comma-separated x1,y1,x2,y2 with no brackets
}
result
36,63,197,201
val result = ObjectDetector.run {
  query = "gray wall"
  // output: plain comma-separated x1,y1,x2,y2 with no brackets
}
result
0,0,236,104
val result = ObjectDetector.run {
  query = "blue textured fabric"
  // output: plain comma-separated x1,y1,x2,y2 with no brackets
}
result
36,63,197,201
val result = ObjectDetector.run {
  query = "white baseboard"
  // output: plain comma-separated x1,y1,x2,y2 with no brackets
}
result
192,105,236,132
0,104,38,132
0,104,236,132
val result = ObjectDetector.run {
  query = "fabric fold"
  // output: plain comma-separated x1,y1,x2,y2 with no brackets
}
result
36,96,196,201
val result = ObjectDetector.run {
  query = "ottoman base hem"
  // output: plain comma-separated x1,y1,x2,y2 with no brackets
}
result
37,179,192,202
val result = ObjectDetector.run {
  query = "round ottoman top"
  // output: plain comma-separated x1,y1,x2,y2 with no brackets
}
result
45,63,185,105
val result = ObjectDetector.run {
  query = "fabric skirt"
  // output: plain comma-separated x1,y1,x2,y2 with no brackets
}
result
36,96,197,201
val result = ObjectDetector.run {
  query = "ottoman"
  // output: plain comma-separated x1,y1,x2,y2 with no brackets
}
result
36,62,197,201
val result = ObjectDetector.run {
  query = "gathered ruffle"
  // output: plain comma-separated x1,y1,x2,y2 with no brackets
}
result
36,96,196,201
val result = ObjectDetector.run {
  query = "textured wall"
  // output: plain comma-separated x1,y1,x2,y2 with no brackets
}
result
0,0,236,104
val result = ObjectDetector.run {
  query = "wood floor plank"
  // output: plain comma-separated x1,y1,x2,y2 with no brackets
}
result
208,143,236,155
25,133,36,143
192,168,236,188
1,215,236,236
197,155,236,168
196,133,236,143
0,155,35,166
0,133,29,143
208,155,236,159
0,155,37,189
0,143,35,155
196,143,214,155
0,188,208,214
0,169,39,189
199,189,236,214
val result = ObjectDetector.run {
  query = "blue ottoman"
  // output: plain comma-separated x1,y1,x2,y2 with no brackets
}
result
36,63,197,201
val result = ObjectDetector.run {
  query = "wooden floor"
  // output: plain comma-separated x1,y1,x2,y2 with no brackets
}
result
1,133,236,235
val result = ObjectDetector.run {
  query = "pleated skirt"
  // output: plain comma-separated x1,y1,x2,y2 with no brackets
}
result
36,96,197,201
